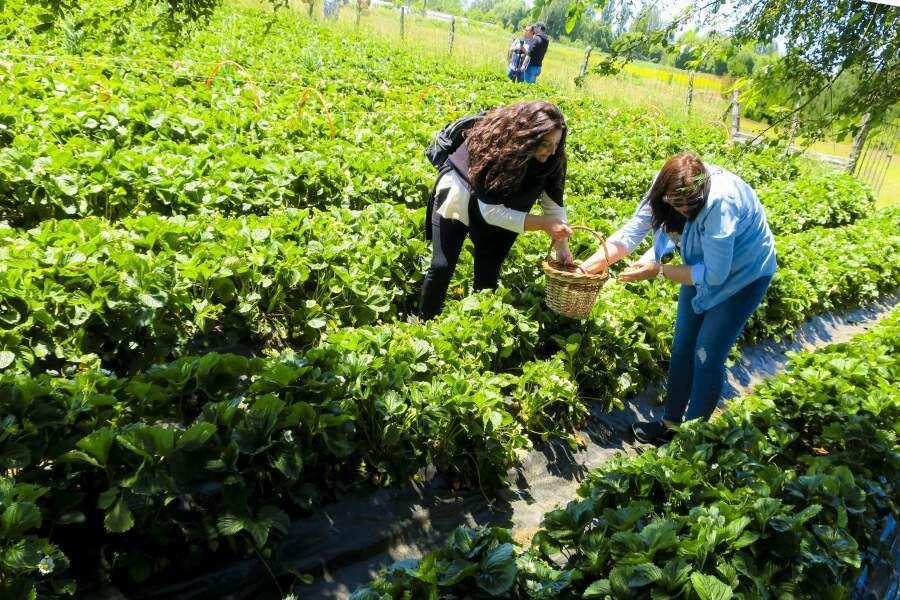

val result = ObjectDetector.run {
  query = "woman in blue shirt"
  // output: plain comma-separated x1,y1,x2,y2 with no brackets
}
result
579,152,777,444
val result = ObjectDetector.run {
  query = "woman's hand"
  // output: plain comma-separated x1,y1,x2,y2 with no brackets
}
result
618,261,660,282
544,217,572,241
554,240,574,266
579,256,607,275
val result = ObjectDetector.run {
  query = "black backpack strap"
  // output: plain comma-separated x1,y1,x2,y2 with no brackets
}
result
424,112,485,169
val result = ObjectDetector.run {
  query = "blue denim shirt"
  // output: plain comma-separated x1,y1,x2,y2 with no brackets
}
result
607,163,777,313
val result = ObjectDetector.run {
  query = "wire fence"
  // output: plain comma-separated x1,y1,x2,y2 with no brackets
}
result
7,0,896,198
855,120,899,198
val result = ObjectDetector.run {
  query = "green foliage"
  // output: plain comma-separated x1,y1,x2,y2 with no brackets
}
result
356,310,900,598
0,205,427,374
0,477,75,598
758,169,875,235
730,0,900,137
3,0,897,596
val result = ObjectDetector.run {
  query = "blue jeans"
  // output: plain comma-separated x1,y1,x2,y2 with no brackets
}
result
523,65,541,83
664,276,772,423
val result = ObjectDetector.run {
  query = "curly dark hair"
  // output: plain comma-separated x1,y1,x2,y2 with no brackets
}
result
465,101,567,202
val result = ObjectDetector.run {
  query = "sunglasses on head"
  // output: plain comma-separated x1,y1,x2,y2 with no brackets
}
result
663,189,705,208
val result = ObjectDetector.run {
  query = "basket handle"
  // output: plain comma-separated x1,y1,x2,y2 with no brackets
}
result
545,225,609,270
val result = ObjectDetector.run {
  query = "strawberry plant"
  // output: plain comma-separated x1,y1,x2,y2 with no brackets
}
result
1,0,895,595
355,310,900,599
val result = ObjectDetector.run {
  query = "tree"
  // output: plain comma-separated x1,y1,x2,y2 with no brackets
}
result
570,12,614,51
629,4,661,34
535,0,569,39
727,0,899,138
425,0,463,15
489,0,529,31
545,0,900,139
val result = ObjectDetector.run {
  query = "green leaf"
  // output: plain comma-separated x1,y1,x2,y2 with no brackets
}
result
176,422,217,450
0,351,14,369
53,174,78,196
1,502,42,537
732,531,759,549
138,293,165,309
244,519,270,547
98,487,119,510
105,497,134,533
258,504,289,534
690,572,733,600
475,543,517,595
610,563,663,591
438,559,478,586
724,516,752,541
118,425,176,458
583,579,611,598
659,557,693,592
217,514,246,536
642,519,679,555
76,427,117,466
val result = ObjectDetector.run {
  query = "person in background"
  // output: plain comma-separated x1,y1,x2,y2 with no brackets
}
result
420,101,573,320
507,25,533,82
523,22,549,84
578,152,777,444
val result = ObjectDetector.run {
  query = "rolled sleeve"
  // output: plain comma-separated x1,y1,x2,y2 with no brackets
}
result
690,263,707,286
607,197,652,253
540,192,566,221
478,199,527,233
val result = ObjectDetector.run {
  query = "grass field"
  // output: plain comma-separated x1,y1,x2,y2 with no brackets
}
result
265,0,898,206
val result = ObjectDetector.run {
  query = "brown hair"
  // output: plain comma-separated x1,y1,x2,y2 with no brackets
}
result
465,101,567,202
648,152,710,234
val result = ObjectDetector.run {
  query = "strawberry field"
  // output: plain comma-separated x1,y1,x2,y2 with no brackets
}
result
1,1,897,598
354,309,900,599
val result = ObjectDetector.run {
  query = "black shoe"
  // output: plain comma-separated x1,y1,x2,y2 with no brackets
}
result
632,421,675,445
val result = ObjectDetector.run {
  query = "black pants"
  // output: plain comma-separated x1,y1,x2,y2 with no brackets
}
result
419,210,518,320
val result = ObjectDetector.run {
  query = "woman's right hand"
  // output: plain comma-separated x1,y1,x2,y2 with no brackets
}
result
578,257,607,275
544,217,572,241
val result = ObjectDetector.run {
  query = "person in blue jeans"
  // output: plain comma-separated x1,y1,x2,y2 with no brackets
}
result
578,152,777,444
523,22,549,83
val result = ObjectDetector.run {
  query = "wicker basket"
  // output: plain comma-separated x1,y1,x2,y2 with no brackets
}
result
541,225,610,319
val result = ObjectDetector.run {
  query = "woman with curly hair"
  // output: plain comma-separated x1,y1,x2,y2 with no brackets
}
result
419,100,573,320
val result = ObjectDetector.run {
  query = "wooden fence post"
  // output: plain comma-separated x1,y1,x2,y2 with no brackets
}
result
400,5,405,38
448,16,455,55
685,71,695,115
847,113,872,175
730,88,740,138
575,46,592,87
785,100,801,155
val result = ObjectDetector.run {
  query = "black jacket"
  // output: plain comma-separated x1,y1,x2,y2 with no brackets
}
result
424,142,565,239
528,33,549,67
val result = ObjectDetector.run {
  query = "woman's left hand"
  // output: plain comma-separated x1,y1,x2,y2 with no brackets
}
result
618,261,659,282
555,244,574,266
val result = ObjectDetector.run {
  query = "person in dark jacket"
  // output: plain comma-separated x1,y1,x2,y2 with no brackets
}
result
419,101,573,320
523,22,549,83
